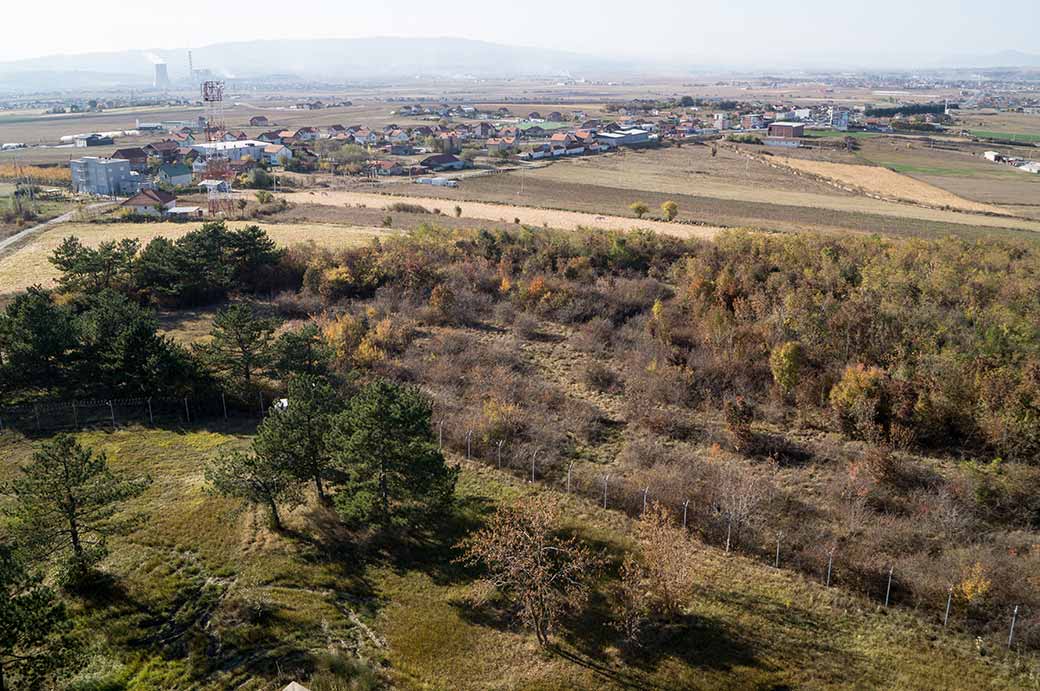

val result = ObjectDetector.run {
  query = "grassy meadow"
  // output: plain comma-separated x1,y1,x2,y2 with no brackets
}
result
0,426,1035,690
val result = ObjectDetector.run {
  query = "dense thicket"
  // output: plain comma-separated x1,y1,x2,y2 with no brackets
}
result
50,221,287,307
0,288,206,400
864,102,948,117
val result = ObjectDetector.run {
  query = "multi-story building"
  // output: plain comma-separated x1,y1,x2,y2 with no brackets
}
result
70,156,140,196
829,107,850,131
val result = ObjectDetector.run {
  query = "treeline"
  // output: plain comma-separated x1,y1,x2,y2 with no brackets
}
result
865,102,948,117
49,221,292,307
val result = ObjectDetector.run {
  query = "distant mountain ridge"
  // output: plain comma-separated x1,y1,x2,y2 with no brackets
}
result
0,37,628,88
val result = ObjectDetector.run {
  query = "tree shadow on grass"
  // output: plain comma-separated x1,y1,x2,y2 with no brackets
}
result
367,494,497,586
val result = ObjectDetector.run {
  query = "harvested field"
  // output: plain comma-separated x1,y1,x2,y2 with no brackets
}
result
852,137,1040,216
531,144,852,204
371,169,1040,240
772,156,1013,215
0,220,390,294
276,189,725,239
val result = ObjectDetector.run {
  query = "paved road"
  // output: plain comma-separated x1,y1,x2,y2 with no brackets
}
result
0,202,114,255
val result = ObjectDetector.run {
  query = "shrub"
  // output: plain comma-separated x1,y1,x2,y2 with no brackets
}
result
723,396,756,453
386,202,430,214
661,200,678,221
583,361,620,393
513,312,541,340
830,364,889,441
769,341,803,400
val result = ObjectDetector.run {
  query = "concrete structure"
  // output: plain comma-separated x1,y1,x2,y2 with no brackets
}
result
714,113,731,131
595,129,651,147
768,122,805,138
741,114,764,130
1020,162,1040,174
153,63,170,89
829,107,850,131
70,157,140,196
263,144,293,165
190,140,269,161
75,134,114,147
168,205,204,219
420,154,465,171
984,151,1003,162
111,147,149,172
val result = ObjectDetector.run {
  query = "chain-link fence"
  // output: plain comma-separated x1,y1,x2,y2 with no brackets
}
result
435,417,1033,652
0,392,272,434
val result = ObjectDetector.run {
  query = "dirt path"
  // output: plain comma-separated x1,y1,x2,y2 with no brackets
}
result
0,202,114,256
276,189,724,239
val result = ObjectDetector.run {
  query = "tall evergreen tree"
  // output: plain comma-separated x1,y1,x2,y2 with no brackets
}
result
196,304,277,393
272,324,334,379
3,435,150,587
254,375,342,501
205,451,300,530
72,290,195,398
0,543,76,691
0,287,75,396
327,380,457,526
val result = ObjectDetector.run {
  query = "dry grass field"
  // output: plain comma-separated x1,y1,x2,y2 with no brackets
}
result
770,155,1014,215
363,159,1040,240
0,220,391,294
955,110,1040,137
276,189,725,239
853,137,1040,217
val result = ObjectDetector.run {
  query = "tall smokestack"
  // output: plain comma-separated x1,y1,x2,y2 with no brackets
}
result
154,63,170,89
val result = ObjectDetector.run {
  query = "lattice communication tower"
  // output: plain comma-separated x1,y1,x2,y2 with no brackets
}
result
201,80,234,215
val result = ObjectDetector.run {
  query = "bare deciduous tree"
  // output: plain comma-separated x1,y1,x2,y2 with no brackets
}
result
616,502,699,642
711,459,772,552
457,494,602,646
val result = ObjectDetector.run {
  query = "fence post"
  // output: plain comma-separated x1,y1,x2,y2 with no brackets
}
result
466,430,472,460
72,401,78,428
775,531,783,568
497,439,504,469
566,462,573,493
109,400,116,428
885,566,894,607
1009,605,1019,649
184,397,191,424
642,487,650,515
530,449,539,483
221,392,228,420
826,548,835,587
683,499,690,529
257,391,264,418
147,398,154,425
944,586,953,627
34,404,41,430
602,474,611,509
725,517,733,553
439,420,444,450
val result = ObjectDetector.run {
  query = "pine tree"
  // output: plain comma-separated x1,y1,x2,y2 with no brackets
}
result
0,543,77,691
327,380,457,526
4,435,150,588
196,304,276,393
254,375,342,501
205,451,301,530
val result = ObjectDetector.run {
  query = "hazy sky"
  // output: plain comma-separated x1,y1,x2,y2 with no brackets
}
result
3,0,1037,65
